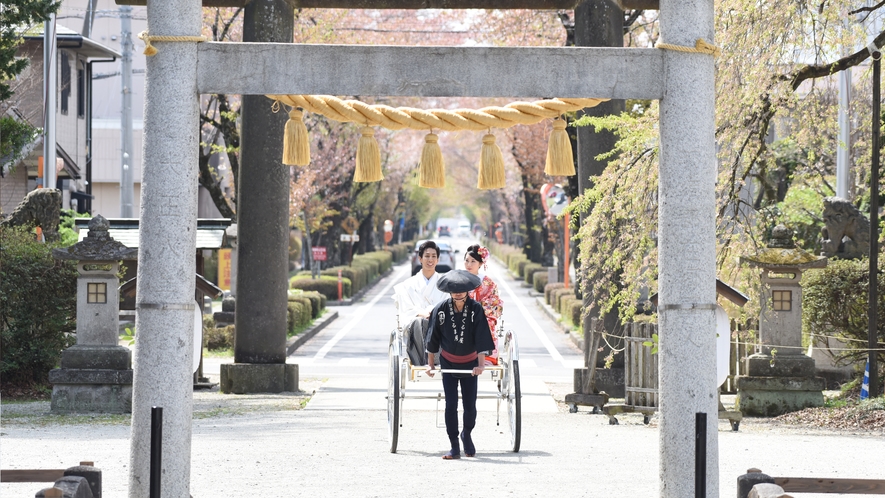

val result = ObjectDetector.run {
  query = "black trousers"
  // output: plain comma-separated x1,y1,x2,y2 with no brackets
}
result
441,372,478,450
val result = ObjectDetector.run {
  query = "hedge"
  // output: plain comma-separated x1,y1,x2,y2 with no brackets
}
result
568,300,583,330
205,324,235,351
290,290,325,318
354,250,392,273
551,288,576,311
545,282,566,305
508,254,528,275
290,276,352,300
384,242,413,263
288,293,314,320
560,295,581,324
803,259,885,369
533,272,549,293
323,266,366,293
0,226,77,388
524,263,543,284
516,260,531,279
287,301,310,334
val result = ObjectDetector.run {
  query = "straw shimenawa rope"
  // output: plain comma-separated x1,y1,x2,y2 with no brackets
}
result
137,30,207,56
656,38,721,57
269,95,606,132
269,94,606,187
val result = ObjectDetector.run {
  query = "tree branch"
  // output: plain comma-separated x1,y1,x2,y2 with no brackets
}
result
849,0,885,16
786,30,885,90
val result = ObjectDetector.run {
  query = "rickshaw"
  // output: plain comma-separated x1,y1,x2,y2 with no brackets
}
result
387,319,522,454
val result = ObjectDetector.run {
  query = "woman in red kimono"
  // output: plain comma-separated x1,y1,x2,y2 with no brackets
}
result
463,244,503,365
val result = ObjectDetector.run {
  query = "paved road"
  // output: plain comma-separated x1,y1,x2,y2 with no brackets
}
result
293,237,584,424
3,237,884,497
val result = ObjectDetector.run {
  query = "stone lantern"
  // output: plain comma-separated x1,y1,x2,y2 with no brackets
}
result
50,215,139,413
736,225,827,416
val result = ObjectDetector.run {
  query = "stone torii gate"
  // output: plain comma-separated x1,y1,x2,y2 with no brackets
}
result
130,1,716,496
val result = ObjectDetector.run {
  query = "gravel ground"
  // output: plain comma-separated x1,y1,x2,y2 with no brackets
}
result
3,379,884,497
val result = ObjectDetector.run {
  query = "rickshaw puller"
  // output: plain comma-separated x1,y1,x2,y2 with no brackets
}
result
425,270,495,460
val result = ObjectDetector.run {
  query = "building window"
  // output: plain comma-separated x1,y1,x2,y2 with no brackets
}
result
77,65,85,118
772,290,791,311
60,51,70,115
87,282,107,304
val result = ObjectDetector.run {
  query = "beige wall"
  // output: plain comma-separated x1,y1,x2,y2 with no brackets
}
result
0,166,30,215
91,182,141,218
92,123,143,183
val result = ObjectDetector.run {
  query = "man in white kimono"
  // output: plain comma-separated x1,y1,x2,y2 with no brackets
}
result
393,240,448,365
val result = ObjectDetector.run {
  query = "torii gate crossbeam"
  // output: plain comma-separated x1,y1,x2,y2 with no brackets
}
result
132,2,717,496
196,44,664,98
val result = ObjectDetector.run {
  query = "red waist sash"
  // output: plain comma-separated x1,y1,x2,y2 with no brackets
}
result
441,350,478,363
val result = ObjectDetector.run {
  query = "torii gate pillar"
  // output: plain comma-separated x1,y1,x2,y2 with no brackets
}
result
131,0,719,496
129,1,201,496
658,0,719,496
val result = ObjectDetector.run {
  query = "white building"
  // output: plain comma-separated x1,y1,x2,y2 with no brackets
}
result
1,1,230,219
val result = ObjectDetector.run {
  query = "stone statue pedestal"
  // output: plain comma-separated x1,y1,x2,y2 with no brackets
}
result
219,363,298,393
50,216,137,413
735,353,825,416
213,294,236,326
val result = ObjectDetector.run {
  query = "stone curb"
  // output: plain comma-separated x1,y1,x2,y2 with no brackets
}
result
535,296,584,352
286,310,339,355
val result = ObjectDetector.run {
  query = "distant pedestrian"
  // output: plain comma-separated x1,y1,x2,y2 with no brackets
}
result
425,270,494,459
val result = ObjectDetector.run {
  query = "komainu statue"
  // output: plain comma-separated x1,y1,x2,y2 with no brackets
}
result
819,196,870,260
0,188,62,241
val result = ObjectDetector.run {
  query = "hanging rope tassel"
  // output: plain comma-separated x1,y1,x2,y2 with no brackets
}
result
545,118,575,176
418,133,445,188
354,126,383,182
477,133,505,190
283,109,310,166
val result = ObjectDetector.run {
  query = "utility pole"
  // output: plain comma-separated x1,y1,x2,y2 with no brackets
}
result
836,17,851,199
869,49,881,399
43,14,57,192
120,6,135,218
82,0,97,37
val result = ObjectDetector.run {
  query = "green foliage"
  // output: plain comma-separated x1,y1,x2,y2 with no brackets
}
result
0,225,76,387
0,0,61,101
204,324,235,351
757,174,828,253
120,326,135,347
287,301,310,335
642,333,659,354
57,209,90,247
570,106,658,324
0,115,38,168
289,231,303,265
802,258,885,368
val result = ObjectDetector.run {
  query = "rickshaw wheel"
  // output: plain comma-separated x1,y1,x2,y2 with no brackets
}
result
505,360,521,452
388,349,400,453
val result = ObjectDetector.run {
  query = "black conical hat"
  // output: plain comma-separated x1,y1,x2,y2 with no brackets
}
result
436,270,482,293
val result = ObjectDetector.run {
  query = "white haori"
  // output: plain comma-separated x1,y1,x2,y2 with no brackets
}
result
393,271,448,323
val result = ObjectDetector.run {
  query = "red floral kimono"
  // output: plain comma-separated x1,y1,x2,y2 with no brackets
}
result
468,275,503,365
